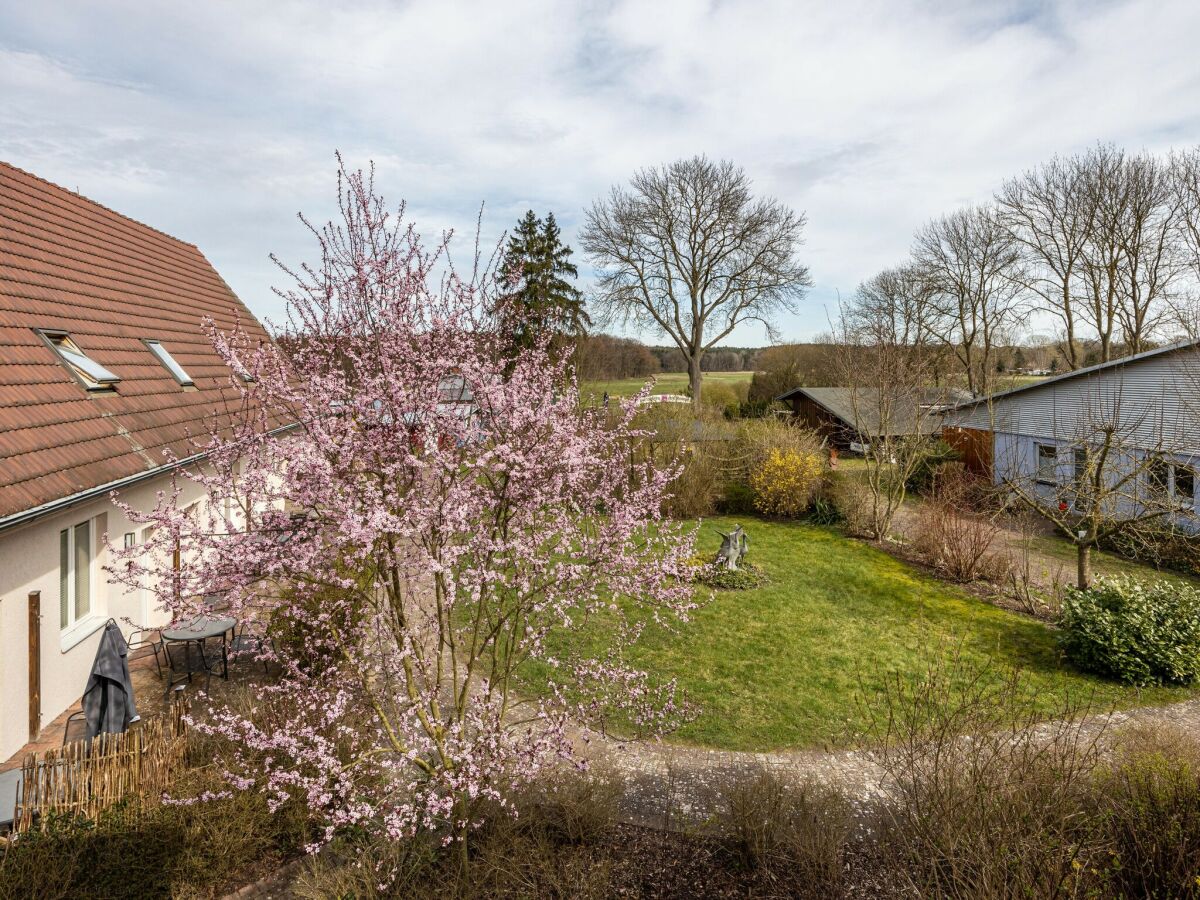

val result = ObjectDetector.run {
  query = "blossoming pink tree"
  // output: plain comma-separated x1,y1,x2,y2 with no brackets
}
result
109,161,700,864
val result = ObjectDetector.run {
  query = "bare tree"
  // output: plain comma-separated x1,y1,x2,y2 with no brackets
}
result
1113,152,1184,354
1172,147,1200,336
848,265,940,346
995,381,1191,588
835,278,946,540
581,156,811,412
914,204,1025,396
996,155,1094,370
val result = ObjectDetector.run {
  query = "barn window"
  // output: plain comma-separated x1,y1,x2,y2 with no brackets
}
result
1174,465,1196,510
1035,443,1057,484
1072,447,1089,484
1147,456,1171,500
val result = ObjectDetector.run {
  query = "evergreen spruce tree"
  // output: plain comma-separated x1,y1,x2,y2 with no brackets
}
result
494,210,590,359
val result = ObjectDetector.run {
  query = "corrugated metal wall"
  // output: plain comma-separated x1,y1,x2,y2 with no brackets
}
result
948,347,1200,456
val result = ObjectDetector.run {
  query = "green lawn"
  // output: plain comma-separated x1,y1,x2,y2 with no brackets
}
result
580,371,754,400
518,516,1192,751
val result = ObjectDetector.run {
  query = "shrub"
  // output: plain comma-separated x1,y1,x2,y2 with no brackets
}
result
699,382,744,414
0,769,309,899
912,469,1008,583
1088,725,1200,898
665,444,726,517
749,448,825,518
904,439,961,495
702,563,770,590
1100,525,1200,577
830,477,876,538
806,492,844,526
1059,576,1200,686
269,577,369,675
720,479,757,515
716,768,852,896
873,654,1107,899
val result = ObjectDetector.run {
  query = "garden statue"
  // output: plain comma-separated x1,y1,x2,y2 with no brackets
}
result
715,525,749,571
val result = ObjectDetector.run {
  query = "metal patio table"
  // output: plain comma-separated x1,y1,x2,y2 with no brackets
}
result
160,615,237,697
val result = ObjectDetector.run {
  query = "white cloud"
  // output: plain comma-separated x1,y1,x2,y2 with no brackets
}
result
2,0,1198,342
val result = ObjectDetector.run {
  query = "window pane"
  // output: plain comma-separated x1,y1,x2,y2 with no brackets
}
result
74,520,91,620
145,340,194,386
60,529,69,629
1037,444,1056,481
1176,466,1195,506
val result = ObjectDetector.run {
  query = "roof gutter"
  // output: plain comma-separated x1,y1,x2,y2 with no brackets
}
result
0,423,297,535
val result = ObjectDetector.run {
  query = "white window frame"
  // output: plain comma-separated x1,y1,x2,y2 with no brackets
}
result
143,339,195,387
59,516,105,649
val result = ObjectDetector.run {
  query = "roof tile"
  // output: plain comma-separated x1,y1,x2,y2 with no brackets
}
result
0,161,277,519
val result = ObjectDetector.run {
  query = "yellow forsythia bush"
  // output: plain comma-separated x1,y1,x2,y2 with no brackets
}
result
749,448,825,517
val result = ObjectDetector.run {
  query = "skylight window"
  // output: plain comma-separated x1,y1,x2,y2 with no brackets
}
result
39,331,120,391
143,339,195,387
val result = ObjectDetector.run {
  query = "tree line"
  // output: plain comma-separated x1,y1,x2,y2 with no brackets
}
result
844,144,1200,396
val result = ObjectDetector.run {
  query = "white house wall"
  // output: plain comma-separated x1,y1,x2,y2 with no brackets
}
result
0,472,210,762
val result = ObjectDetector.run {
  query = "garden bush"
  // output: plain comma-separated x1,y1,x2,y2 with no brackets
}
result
1059,576,1200,685
749,448,825,517
717,768,851,896
1088,724,1200,898
1100,524,1200,577
912,468,1008,583
0,769,309,900
904,438,961,495
639,409,825,519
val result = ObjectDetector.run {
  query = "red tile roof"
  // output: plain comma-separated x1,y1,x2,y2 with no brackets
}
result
0,161,276,522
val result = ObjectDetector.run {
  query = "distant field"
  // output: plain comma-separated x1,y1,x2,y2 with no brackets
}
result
581,371,755,400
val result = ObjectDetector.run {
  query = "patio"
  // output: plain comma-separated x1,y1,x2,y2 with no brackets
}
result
0,639,270,775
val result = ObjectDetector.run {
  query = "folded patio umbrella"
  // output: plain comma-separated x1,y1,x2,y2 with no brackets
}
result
82,620,140,739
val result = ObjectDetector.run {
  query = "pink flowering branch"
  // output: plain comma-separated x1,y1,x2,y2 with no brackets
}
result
106,157,702,868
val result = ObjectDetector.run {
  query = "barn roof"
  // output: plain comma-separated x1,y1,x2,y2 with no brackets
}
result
0,161,276,525
776,385,972,437
945,339,1200,412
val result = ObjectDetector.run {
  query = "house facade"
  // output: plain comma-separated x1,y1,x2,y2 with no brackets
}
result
943,342,1200,526
0,162,275,762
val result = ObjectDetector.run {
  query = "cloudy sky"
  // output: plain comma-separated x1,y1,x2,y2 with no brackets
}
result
2,0,1198,344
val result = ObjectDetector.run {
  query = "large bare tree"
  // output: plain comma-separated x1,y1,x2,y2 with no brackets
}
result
581,156,811,411
996,154,1094,370
913,204,1025,395
1172,147,1200,335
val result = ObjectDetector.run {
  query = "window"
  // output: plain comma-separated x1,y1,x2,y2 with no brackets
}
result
1072,448,1089,484
1147,456,1171,499
1175,465,1196,510
59,519,93,630
1036,443,1057,483
39,330,120,391
143,339,194,386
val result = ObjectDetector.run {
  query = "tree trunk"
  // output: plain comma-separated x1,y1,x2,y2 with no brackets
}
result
1076,542,1092,590
688,354,703,414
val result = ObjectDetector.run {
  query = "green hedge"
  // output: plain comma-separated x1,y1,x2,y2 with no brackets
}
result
1060,576,1200,686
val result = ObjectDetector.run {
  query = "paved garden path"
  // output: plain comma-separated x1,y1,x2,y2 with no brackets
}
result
586,693,1200,830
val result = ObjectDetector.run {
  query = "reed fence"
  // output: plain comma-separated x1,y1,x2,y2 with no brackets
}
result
11,699,188,834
